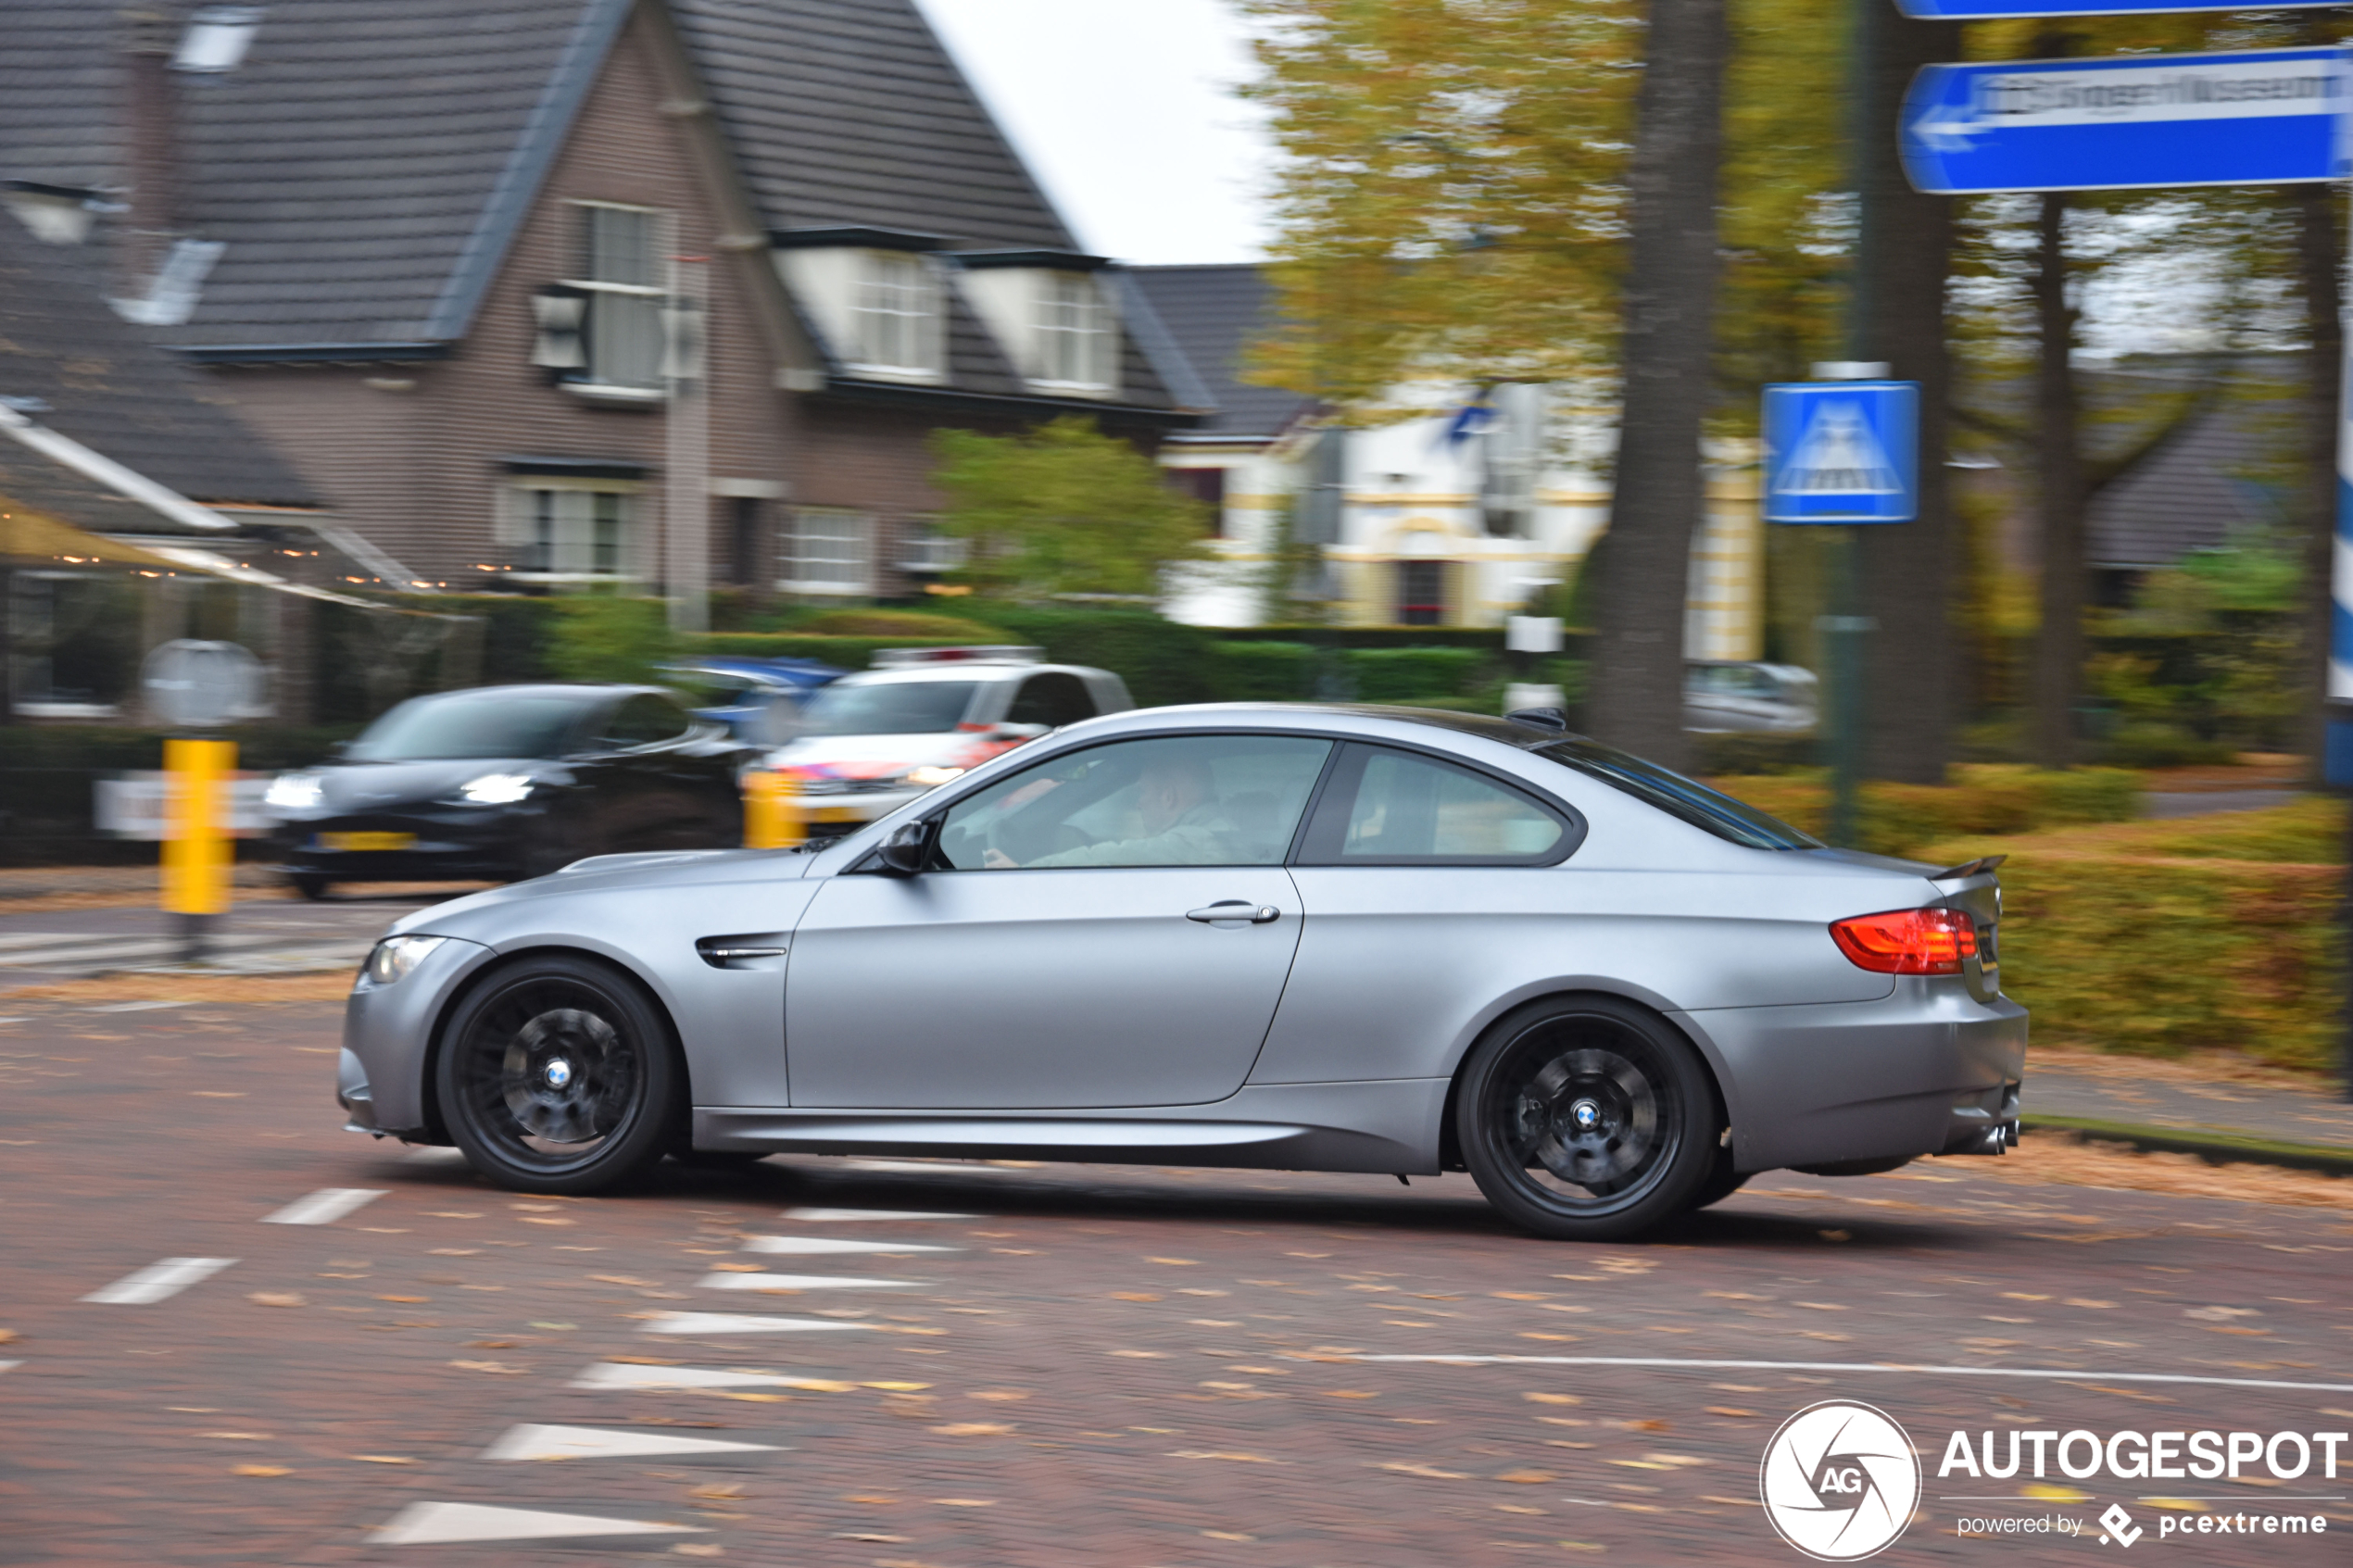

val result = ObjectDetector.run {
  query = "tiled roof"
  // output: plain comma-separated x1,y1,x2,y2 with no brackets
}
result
0,218,317,508
669,0,1073,249
1127,264,1312,439
0,1,616,350
2084,363,2301,569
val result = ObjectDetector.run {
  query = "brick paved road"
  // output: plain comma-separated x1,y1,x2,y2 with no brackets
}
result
3,1000,2349,1566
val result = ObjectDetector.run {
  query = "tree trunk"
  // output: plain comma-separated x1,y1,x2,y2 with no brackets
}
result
2296,181,2342,770
1590,0,1727,771
1859,15,1960,784
2030,189,2085,770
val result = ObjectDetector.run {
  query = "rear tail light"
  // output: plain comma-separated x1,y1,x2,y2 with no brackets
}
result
1829,907,1978,975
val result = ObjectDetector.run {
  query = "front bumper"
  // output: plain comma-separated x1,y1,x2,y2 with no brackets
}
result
339,934,496,1136
276,804,538,882
1678,981,2028,1174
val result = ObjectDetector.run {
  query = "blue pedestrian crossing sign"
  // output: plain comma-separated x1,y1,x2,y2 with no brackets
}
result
1761,382,1919,525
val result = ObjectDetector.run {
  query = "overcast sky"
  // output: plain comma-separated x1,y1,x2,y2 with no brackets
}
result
912,0,1277,266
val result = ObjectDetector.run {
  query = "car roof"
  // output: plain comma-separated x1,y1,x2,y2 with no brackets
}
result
679,657,843,680
828,662,1108,688
397,683,659,705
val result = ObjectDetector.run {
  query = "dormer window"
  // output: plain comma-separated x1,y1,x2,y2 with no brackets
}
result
1033,272,1113,390
952,251,1121,399
773,227,948,385
850,251,941,375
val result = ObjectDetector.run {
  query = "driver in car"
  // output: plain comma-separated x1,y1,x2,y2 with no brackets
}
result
983,753,1239,868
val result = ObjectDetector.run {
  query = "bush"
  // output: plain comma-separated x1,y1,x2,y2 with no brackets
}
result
1914,800,2340,1073
1714,764,2143,859
1348,646,1490,703
1205,641,1320,701
545,596,678,685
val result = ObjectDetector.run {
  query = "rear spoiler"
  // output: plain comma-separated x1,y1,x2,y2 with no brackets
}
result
1931,854,2006,880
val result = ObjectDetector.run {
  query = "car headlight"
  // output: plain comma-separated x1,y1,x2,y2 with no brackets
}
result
902,765,965,787
264,772,323,811
363,935,447,985
458,771,535,805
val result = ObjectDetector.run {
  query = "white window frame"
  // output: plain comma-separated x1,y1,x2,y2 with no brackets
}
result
896,516,967,574
778,508,874,595
501,480,641,583
1031,271,1114,393
848,251,943,380
562,201,667,398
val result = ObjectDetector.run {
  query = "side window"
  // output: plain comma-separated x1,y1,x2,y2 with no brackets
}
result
1005,671,1095,729
599,694,692,748
1299,744,1571,865
935,734,1332,871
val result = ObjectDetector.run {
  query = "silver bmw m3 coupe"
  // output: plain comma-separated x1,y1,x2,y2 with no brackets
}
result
338,705,2026,1240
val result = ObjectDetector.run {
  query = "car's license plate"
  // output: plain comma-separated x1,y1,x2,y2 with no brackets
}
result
318,831,416,852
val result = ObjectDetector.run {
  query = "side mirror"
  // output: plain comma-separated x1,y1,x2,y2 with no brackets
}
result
875,821,930,876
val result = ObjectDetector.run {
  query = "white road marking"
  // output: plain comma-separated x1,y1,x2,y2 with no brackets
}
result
0,1361,19,1374
262,1187,386,1225
697,1272,920,1291
480,1423,777,1461
370,1502,708,1546
842,1159,1021,1175
572,1361,852,1391
401,1147,467,1163
0,1018,29,1025
780,1206,976,1222
81,1257,235,1305
81,998,191,1012
1346,1353,2353,1395
739,1236,959,1255
639,1311,881,1336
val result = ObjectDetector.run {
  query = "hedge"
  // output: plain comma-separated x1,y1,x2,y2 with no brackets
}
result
1911,800,2340,1073
1715,764,2144,859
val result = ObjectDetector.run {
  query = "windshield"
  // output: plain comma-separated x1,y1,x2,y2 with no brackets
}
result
346,695,588,762
1532,735,1819,850
799,680,980,736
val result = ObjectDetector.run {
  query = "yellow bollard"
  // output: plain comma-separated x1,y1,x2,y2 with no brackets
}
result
162,738,234,960
743,767,804,850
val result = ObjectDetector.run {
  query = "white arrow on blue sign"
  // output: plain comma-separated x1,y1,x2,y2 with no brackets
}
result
1761,383,1919,526
1901,45,2352,195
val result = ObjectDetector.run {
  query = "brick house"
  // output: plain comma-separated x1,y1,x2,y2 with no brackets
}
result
0,0,1211,620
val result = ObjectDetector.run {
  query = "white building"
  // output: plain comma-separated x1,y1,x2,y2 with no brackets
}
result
1130,264,1763,661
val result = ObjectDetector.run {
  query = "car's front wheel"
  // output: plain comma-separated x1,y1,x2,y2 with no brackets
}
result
435,955,681,1194
1457,995,1717,1241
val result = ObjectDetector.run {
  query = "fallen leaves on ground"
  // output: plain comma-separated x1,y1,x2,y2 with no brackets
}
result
928,1423,1013,1436
1175,1449,1282,1463
231,1464,289,1477
1379,1461,1470,1479
1936,1136,2353,1211
449,1360,526,1374
248,1292,304,1308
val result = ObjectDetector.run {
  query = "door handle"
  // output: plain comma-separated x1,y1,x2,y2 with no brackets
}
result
1186,901,1280,924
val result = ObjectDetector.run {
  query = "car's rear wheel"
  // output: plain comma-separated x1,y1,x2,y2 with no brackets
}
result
1457,995,1716,1241
436,955,680,1194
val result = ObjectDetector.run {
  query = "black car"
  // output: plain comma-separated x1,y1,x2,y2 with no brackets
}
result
266,684,753,898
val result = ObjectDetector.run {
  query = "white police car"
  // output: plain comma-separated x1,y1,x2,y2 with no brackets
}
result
759,648,1132,837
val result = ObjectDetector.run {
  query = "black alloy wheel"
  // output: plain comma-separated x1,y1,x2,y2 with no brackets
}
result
1457,995,1718,1241
435,954,681,1194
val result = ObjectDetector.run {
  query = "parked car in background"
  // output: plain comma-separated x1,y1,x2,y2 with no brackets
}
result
665,656,845,745
1684,661,1818,734
759,647,1132,840
266,684,754,898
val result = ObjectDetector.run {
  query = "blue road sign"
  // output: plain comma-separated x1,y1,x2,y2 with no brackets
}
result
1761,383,1919,525
1897,0,2340,17
1901,46,2351,195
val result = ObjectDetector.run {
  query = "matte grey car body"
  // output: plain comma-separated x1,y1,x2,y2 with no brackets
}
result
340,704,2025,1236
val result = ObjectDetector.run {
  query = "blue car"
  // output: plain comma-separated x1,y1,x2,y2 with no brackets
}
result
665,657,845,743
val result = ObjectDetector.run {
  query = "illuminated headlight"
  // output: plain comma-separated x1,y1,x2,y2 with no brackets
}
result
902,765,966,788
363,935,447,985
264,772,323,811
458,771,535,805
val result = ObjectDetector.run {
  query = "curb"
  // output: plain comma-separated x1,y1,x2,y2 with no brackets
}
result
2022,1114,2353,1179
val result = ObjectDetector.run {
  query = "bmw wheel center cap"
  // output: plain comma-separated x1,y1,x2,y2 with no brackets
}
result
544,1058,574,1090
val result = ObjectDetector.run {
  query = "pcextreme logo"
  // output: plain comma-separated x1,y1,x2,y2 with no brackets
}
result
1759,1400,1924,1562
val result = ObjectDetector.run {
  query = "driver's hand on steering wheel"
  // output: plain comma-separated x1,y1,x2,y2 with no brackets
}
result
982,847,1019,869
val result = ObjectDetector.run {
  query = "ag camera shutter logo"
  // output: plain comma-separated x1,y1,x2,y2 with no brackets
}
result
1759,1400,1922,1561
